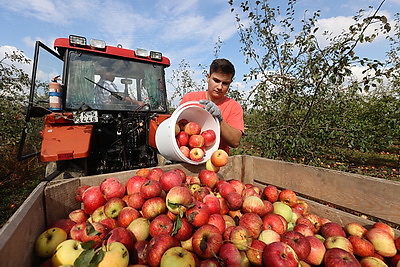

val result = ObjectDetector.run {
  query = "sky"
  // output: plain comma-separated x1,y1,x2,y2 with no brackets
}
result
0,0,399,103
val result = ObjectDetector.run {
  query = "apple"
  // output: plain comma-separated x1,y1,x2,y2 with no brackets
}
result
127,217,150,241
273,201,293,223
365,227,397,257
205,159,220,172
225,191,243,211
192,224,223,259
320,222,346,238
193,186,211,202
230,225,252,251
140,179,162,199
210,149,229,167
126,175,148,195
296,200,310,215
258,229,281,245
262,185,279,203
217,181,236,198
125,192,146,210
390,254,400,267
184,121,201,135
348,235,375,257
360,256,388,267
48,218,75,237
176,131,189,146
69,209,89,224
160,170,183,192
106,227,135,252
279,189,298,206
82,186,107,215
304,235,326,266
219,197,230,215
303,213,322,233
189,134,205,148
51,239,84,266
262,213,287,235
146,234,180,267
228,209,243,220
80,221,108,247
175,123,180,135
189,147,205,161
246,239,266,266
100,177,126,200
198,169,219,189
116,206,140,228
173,217,194,241
148,167,164,181
344,222,368,238
207,213,226,234
149,214,174,237
136,168,151,178
242,195,268,216
242,187,260,198
70,222,86,241
263,241,299,267
100,217,118,231
75,184,90,202
218,242,242,265
179,146,190,158
104,197,126,219
178,118,189,130
166,185,193,215
98,241,129,267
186,201,210,227
293,224,314,237
203,194,220,214
201,129,217,147
199,259,221,267
160,247,196,267
323,248,360,267
395,236,400,251
35,227,67,258
91,205,108,222
131,240,148,265
372,222,395,239
324,236,354,254
239,212,263,239
281,230,311,260
142,196,167,220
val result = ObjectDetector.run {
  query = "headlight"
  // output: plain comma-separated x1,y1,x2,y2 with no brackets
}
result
69,35,87,46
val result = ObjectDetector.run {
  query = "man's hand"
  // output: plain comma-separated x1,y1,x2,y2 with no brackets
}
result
199,99,223,122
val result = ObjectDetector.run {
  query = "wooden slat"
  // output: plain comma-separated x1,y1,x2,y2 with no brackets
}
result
0,182,47,267
246,156,400,226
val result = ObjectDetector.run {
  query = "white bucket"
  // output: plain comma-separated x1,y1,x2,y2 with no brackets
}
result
155,101,220,165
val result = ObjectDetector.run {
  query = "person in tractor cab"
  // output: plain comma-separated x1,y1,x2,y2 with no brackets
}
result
180,58,244,154
94,68,143,106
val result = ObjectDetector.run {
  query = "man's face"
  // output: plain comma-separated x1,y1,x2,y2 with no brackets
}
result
207,72,233,100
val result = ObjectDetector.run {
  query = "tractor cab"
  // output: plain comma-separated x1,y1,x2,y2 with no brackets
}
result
18,35,171,179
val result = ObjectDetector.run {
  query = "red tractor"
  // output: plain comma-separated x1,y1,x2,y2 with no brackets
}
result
18,35,171,179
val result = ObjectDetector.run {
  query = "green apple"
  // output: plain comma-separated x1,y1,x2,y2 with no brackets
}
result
35,227,67,258
160,247,196,267
51,239,84,266
272,202,293,223
98,242,129,267
127,217,150,241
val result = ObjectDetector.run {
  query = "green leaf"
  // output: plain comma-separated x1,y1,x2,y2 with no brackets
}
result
74,249,95,267
81,241,95,250
172,213,183,236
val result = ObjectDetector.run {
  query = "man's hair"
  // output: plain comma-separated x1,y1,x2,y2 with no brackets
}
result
209,59,235,78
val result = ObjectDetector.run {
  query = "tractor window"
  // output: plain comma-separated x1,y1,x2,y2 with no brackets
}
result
65,51,167,112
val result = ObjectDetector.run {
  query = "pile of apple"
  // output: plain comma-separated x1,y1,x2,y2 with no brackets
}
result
175,118,217,162
35,166,400,267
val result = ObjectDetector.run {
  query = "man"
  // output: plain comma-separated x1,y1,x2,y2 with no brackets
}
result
180,59,244,154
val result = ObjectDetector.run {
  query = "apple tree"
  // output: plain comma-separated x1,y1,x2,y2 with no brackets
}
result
229,0,399,161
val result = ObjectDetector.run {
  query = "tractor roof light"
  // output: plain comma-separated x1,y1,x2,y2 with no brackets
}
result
150,51,162,61
90,38,106,49
135,48,149,58
69,35,87,46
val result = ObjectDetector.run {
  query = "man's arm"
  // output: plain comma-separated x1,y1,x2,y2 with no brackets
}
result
219,120,243,148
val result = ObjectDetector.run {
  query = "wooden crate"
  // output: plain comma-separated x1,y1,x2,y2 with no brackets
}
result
0,155,398,267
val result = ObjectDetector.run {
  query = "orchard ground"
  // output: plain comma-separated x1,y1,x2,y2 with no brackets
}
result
0,145,399,229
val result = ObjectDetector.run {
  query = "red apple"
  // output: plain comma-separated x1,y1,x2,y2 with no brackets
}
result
228,179,245,195
263,241,299,267
125,192,146,210
246,239,266,266
149,214,174,237
324,236,354,254
142,197,167,220
184,121,201,135
365,227,397,257
188,134,205,148
166,185,193,215
179,146,190,158
178,118,189,130
145,234,180,267
80,222,108,247
242,195,268,216
136,168,151,178
203,194,221,215
218,242,242,265
131,240,148,264
262,213,287,235
126,176,148,195
320,222,346,238
48,219,75,237
218,197,229,215
262,185,279,203
159,170,183,192
225,191,243,211
192,224,223,259
116,206,140,228
173,217,193,241
293,224,314,237
82,186,107,215
304,235,326,266
70,222,86,241
348,235,375,257
75,185,90,202
210,149,228,167
99,217,118,231
239,212,263,239
395,236,400,251
68,209,88,224
323,248,360,267
296,200,310,215
217,182,235,198
106,227,135,252
229,225,252,251
281,230,311,260
140,179,162,199
176,131,189,146
279,189,298,207
207,213,226,234
100,177,126,200
199,259,221,267
189,147,205,161
186,201,210,227
198,169,219,189
148,167,164,181
372,222,395,239
201,129,216,147
344,222,368,238
303,213,322,233
193,186,211,202
360,256,389,267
